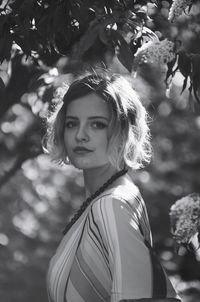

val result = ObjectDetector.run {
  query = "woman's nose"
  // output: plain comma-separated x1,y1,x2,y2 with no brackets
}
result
75,125,89,142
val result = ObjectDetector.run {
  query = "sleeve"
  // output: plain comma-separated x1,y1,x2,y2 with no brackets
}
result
91,195,181,302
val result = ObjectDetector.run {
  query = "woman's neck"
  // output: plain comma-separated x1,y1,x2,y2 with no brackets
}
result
83,163,118,197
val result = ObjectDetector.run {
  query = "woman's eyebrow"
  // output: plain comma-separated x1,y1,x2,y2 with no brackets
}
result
88,116,109,121
66,115,109,121
65,116,77,119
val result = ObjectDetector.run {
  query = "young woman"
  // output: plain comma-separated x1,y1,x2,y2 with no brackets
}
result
45,73,181,302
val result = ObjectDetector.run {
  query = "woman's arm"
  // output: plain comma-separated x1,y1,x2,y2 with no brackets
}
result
91,195,181,302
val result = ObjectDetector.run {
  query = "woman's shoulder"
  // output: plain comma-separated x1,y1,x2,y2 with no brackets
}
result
111,180,141,202
91,174,143,212
102,173,141,202
89,174,152,244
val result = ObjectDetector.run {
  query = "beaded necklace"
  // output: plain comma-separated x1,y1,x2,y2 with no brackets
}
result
62,168,128,235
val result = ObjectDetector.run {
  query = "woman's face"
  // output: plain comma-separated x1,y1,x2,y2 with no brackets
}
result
64,93,111,170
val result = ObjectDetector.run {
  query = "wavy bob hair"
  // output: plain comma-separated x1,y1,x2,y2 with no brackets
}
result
45,73,152,170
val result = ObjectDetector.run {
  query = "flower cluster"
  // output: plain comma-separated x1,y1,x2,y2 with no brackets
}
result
168,0,192,22
133,39,175,70
170,193,200,244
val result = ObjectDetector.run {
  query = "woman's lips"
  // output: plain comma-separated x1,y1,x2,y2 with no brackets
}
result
73,146,93,154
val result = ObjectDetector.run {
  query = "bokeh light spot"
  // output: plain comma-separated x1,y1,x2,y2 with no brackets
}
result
0,233,9,246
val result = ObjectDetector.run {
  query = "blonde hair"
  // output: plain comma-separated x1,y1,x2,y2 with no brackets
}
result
44,73,152,170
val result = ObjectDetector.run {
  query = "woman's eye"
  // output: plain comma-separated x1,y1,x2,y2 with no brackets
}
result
91,121,107,129
65,121,77,128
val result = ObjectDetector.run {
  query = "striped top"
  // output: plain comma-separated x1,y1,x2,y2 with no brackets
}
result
47,177,181,302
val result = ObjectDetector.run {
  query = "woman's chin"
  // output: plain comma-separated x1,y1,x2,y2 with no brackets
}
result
71,159,109,171
71,159,94,170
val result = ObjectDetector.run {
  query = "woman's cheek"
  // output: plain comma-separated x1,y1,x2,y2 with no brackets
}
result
64,132,73,148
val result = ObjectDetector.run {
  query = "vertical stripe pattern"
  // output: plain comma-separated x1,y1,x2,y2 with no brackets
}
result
47,182,180,302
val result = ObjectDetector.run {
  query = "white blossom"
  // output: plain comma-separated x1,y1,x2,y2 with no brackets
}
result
168,0,193,22
133,39,175,70
170,193,200,244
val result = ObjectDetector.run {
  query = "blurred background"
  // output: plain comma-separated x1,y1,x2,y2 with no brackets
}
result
0,0,200,301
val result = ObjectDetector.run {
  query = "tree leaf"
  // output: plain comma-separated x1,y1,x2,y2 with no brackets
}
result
188,2,193,13
181,76,189,94
190,54,200,103
0,14,7,33
8,0,24,11
135,5,148,21
70,2,90,26
177,51,191,94
141,26,159,43
178,51,191,77
0,77,6,101
12,34,32,56
110,29,133,73
99,27,111,46
36,14,50,38
0,31,12,63
165,57,178,89
52,4,68,33
19,0,34,18
74,19,100,58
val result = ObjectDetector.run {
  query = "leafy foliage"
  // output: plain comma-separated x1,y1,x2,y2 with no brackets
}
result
0,0,200,102
0,0,155,65
166,51,200,103
1,1,200,301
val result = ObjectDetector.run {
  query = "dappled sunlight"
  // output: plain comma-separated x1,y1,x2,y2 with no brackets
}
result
138,171,151,184
158,101,172,116
0,233,9,246
13,250,28,264
13,210,40,238
1,106,34,137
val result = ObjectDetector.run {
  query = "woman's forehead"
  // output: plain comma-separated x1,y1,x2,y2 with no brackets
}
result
66,93,111,118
